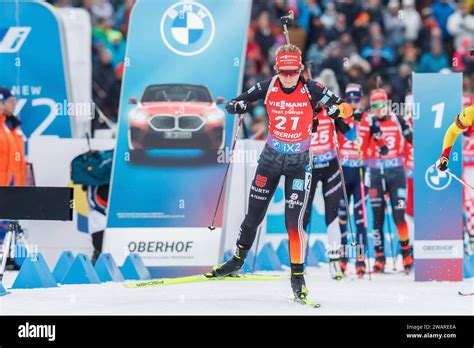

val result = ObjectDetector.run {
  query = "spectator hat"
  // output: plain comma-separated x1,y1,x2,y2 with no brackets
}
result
388,0,400,9
370,89,388,104
0,87,13,102
345,84,363,98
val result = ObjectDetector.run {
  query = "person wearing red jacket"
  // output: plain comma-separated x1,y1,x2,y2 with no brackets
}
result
367,89,414,274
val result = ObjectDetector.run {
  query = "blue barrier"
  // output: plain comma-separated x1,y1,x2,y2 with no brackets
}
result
256,242,282,271
312,240,328,263
242,250,255,273
0,282,8,296
62,254,101,285
121,253,151,280
95,253,124,282
276,239,290,266
222,249,233,262
52,251,74,283
306,243,320,267
12,253,57,289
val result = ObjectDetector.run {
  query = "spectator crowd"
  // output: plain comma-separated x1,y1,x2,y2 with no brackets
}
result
46,0,474,136
244,0,474,137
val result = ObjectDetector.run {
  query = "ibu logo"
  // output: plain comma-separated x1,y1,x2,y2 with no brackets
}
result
160,2,215,56
0,27,31,53
292,179,304,191
425,164,451,190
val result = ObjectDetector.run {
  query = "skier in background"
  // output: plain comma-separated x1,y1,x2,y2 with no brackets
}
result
337,84,387,278
302,100,355,280
367,89,414,274
437,104,474,253
208,44,352,301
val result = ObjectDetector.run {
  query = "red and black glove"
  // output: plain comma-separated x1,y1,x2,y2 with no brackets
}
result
436,155,449,171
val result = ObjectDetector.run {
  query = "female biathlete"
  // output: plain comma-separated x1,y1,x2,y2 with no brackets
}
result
302,93,355,280
207,44,351,300
367,89,414,274
337,84,387,278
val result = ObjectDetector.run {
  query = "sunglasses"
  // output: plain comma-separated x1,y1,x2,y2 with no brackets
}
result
278,69,300,77
371,101,387,109
347,96,361,104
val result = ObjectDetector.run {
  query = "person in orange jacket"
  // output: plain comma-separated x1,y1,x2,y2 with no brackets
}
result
0,89,15,187
0,87,26,186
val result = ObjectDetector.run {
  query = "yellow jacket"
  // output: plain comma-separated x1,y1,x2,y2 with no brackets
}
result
441,106,474,158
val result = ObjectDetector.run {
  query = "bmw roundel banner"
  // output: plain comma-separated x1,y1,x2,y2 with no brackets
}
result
0,1,72,138
413,72,463,281
160,2,215,56
104,0,252,277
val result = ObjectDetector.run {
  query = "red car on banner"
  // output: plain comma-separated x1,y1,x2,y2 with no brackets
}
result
127,84,226,154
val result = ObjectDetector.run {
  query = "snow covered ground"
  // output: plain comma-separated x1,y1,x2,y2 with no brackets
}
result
0,260,473,315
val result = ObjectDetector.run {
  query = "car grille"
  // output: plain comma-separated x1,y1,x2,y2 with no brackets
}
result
179,116,204,130
149,116,175,130
148,115,204,131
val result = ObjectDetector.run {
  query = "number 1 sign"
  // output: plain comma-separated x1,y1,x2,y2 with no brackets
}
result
413,72,463,281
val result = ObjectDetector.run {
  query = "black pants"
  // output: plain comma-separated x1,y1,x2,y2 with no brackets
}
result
303,158,342,256
237,144,312,264
339,166,367,248
368,166,408,253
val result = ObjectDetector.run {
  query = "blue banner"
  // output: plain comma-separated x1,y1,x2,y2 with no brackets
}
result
0,1,72,138
413,73,463,281
104,0,251,275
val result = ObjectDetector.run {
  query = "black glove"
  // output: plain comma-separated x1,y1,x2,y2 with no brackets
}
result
226,100,249,114
312,117,319,133
6,115,22,129
326,104,340,120
314,102,323,114
379,145,389,156
353,109,363,122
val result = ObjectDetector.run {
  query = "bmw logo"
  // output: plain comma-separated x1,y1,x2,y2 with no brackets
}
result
425,164,451,191
160,1,215,56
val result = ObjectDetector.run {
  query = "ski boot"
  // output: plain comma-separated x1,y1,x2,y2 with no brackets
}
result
339,247,349,275
355,255,366,279
206,247,248,278
401,243,414,274
372,251,386,273
328,251,343,280
290,263,308,300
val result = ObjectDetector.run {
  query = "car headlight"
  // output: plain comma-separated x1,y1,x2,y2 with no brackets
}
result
205,110,224,122
129,110,148,122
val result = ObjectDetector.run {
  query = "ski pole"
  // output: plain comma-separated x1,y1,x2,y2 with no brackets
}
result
378,156,397,271
446,168,474,190
304,201,314,265
0,223,14,282
208,114,243,231
252,226,262,273
355,122,371,280
305,62,357,248
280,11,294,45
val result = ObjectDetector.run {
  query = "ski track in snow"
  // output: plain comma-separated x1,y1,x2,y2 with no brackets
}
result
0,261,473,315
